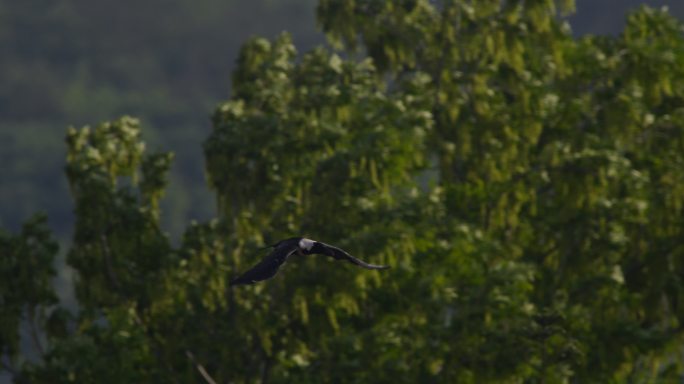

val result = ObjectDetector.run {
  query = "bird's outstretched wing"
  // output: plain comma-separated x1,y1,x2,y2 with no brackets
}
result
308,241,390,270
230,243,299,286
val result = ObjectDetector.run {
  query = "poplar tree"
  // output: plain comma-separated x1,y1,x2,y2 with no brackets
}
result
2,1,684,383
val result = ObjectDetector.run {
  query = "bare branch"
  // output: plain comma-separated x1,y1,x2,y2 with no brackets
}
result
185,350,218,384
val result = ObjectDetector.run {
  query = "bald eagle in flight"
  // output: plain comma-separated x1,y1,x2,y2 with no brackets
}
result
230,237,390,286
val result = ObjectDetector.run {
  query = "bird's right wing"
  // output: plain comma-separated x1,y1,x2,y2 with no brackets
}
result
229,244,299,286
311,241,391,270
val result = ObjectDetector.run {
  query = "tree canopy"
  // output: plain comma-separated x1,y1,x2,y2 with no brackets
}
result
2,1,684,383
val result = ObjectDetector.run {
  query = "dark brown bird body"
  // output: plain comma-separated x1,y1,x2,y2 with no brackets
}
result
229,237,390,286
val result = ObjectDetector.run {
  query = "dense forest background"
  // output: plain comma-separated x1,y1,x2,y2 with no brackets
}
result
2,0,684,382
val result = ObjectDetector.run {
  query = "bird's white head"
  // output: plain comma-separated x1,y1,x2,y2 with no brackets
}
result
299,238,314,250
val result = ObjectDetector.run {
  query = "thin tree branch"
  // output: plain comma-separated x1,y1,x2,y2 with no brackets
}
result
185,350,218,384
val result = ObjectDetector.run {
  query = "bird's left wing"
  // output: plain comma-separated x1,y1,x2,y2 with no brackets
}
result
309,241,391,270
230,243,299,286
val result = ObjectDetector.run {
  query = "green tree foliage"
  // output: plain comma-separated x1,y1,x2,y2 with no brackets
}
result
2,1,684,383
1,215,58,370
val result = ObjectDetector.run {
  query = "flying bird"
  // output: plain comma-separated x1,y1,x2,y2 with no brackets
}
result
229,237,390,286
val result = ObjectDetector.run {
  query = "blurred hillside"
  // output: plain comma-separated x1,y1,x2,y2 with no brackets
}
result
570,0,683,35
0,0,682,240
0,0,321,239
